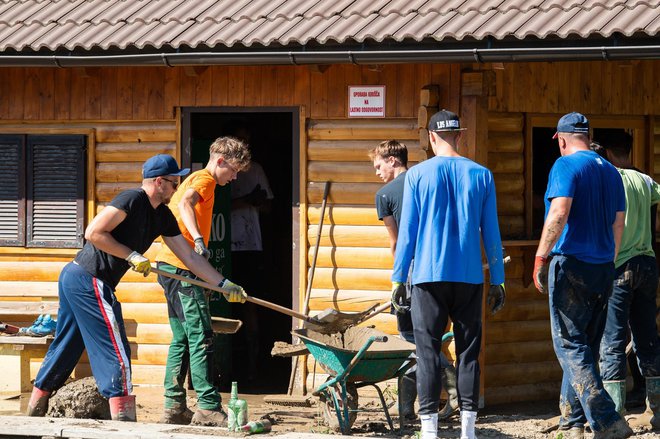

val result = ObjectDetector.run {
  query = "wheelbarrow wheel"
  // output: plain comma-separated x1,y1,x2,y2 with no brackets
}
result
319,380,358,432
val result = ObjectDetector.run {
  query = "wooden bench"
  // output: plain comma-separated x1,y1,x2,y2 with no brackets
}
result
0,300,58,393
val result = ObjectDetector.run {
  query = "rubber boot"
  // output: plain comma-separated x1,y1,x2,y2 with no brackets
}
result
160,402,193,425
603,380,626,416
399,373,417,421
26,386,51,417
191,407,228,427
647,376,660,430
592,417,633,439
439,365,459,419
109,395,137,422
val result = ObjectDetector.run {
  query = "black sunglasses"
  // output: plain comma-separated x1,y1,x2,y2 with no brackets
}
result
161,178,179,189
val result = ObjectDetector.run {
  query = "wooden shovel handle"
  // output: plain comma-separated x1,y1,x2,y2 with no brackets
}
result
150,267,312,322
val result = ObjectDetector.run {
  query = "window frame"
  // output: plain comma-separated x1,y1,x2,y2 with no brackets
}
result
524,114,647,239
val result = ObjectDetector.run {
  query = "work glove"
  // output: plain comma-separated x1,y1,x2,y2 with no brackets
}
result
487,284,506,314
533,255,549,294
193,237,211,259
219,278,247,303
391,282,407,314
126,251,151,277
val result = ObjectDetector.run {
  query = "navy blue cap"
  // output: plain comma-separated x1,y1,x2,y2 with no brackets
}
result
428,109,466,132
142,154,190,178
553,112,590,139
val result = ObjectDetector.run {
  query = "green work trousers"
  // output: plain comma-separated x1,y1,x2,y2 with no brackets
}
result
156,262,220,410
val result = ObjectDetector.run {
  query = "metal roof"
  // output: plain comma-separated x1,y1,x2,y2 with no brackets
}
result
0,0,657,52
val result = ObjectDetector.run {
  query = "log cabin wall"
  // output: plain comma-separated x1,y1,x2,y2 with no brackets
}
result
0,63,463,387
482,59,660,405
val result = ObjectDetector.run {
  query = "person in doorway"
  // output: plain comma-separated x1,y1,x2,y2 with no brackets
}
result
370,140,458,422
155,138,251,426
230,159,273,382
533,112,632,438
26,154,247,422
592,137,660,430
392,110,506,439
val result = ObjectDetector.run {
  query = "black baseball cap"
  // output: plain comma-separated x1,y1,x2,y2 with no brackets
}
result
428,109,466,132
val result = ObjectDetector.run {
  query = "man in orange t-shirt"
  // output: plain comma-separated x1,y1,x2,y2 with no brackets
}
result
155,137,251,426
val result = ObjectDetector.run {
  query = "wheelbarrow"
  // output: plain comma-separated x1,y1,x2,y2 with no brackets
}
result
292,327,416,434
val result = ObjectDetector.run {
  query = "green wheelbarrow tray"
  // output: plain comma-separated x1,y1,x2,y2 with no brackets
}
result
292,327,415,384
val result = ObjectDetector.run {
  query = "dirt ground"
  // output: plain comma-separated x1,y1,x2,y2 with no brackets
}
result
1,383,657,437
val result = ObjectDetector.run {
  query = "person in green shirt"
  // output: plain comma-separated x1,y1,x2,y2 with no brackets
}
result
593,136,660,431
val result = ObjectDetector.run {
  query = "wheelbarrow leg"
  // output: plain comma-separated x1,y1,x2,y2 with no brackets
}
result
369,383,394,431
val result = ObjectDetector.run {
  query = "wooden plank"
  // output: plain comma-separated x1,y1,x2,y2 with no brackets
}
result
226,65,245,106
418,105,438,129
493,173,524,194
163,66,180,118
23,67,41,120
0,281,58,298
7,68,24,119
461,71,495,97
96,162,142,183
382,64,398,118
485,382,560,405
178,66,196,107
326,64,345,118
131,67,149,119
100,68,118,120
0,262,66,282
0,68,9,119
308,205,381,226
487,299,549,322
485,320,551,344
114,283,166,304
293,65,311,109
96,142,176,162
39,68,55,120
310,267,390,291
310,67,328,118
85,70,102,119
420,84,440,107
146,68,165,120
95,122,176,143
276,65,294,107
396,64,415,117
194,65,213,107
485,361,563,387
309,246,392,269
307,181,382,205
244,66,262,107
307,118,417,141
489,132,523,153
0,301,59,315
308,139,423,161
116,67,133,120
485,339,555,364
96,182,136,202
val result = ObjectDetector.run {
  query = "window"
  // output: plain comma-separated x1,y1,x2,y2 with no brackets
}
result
526,115,646,239
0,134,86,248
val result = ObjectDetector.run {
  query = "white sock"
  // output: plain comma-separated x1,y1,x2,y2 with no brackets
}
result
420,413,438,439
460,410,477,439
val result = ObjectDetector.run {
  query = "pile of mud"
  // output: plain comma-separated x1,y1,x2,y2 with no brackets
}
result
46,376,111,419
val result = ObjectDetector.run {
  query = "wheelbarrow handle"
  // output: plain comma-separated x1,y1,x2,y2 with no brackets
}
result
372,336,388,343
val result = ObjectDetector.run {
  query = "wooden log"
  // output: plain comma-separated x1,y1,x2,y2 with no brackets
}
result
489,132,524,153
0,301,58,315
308,140,425,162
30,363,166,386
308,161,383,183
494,173,525,195
309,247,392,269
485,340,555,364
487,299,549,322
419,128,430,151
0,262,66,282
485,320,551,344
308,205,381,226
307,119,417,141
488,152,524,173
121,302,169,324
309,288,389,312
30,342,169,365
310,267,391,291
96,142,176,162
114,283,165,303
497,194,525,215
123,322,172,344
307,182,382,205
95,122,176,143
96,162,143,183
420,85,440,107
418,106,438,129
307,225,389,247
498,215,525,239
0,281,58,298
488,113,524,132
493,279,541,301
96,182,136,203
485,361,562,387
484,382,560,405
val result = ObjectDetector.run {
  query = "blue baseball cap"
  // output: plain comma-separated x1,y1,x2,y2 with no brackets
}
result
142,154,190,178
553,112,590,139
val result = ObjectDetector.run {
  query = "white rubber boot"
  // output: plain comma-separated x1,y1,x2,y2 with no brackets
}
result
460,410,478,439
420,412,438,439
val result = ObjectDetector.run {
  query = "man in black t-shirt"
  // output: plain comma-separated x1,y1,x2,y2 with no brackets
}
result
26,154,247,423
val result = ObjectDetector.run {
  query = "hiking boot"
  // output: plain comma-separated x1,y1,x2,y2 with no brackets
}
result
160,403,193,425
191,408,228,427
592,417,633,439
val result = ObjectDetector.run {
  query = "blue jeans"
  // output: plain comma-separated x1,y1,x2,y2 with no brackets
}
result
549,255,619,432
600,255,660,380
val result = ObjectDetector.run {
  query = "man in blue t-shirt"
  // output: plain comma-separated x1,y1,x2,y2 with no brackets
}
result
392,110,505,439
533,112,632,438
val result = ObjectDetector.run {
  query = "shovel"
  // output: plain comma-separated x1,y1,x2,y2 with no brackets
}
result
151,267,382,335
211,316,243,334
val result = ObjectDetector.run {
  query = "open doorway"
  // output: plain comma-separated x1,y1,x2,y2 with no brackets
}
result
182,108,298,393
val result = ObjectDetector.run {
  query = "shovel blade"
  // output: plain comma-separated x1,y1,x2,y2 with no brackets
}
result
305,304,380,334
211,317,243,334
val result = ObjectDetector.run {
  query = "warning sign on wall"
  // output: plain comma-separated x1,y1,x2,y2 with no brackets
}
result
348,85,386,117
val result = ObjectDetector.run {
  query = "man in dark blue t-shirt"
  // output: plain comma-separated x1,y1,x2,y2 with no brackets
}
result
26,154,247,423
533,113,631,438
